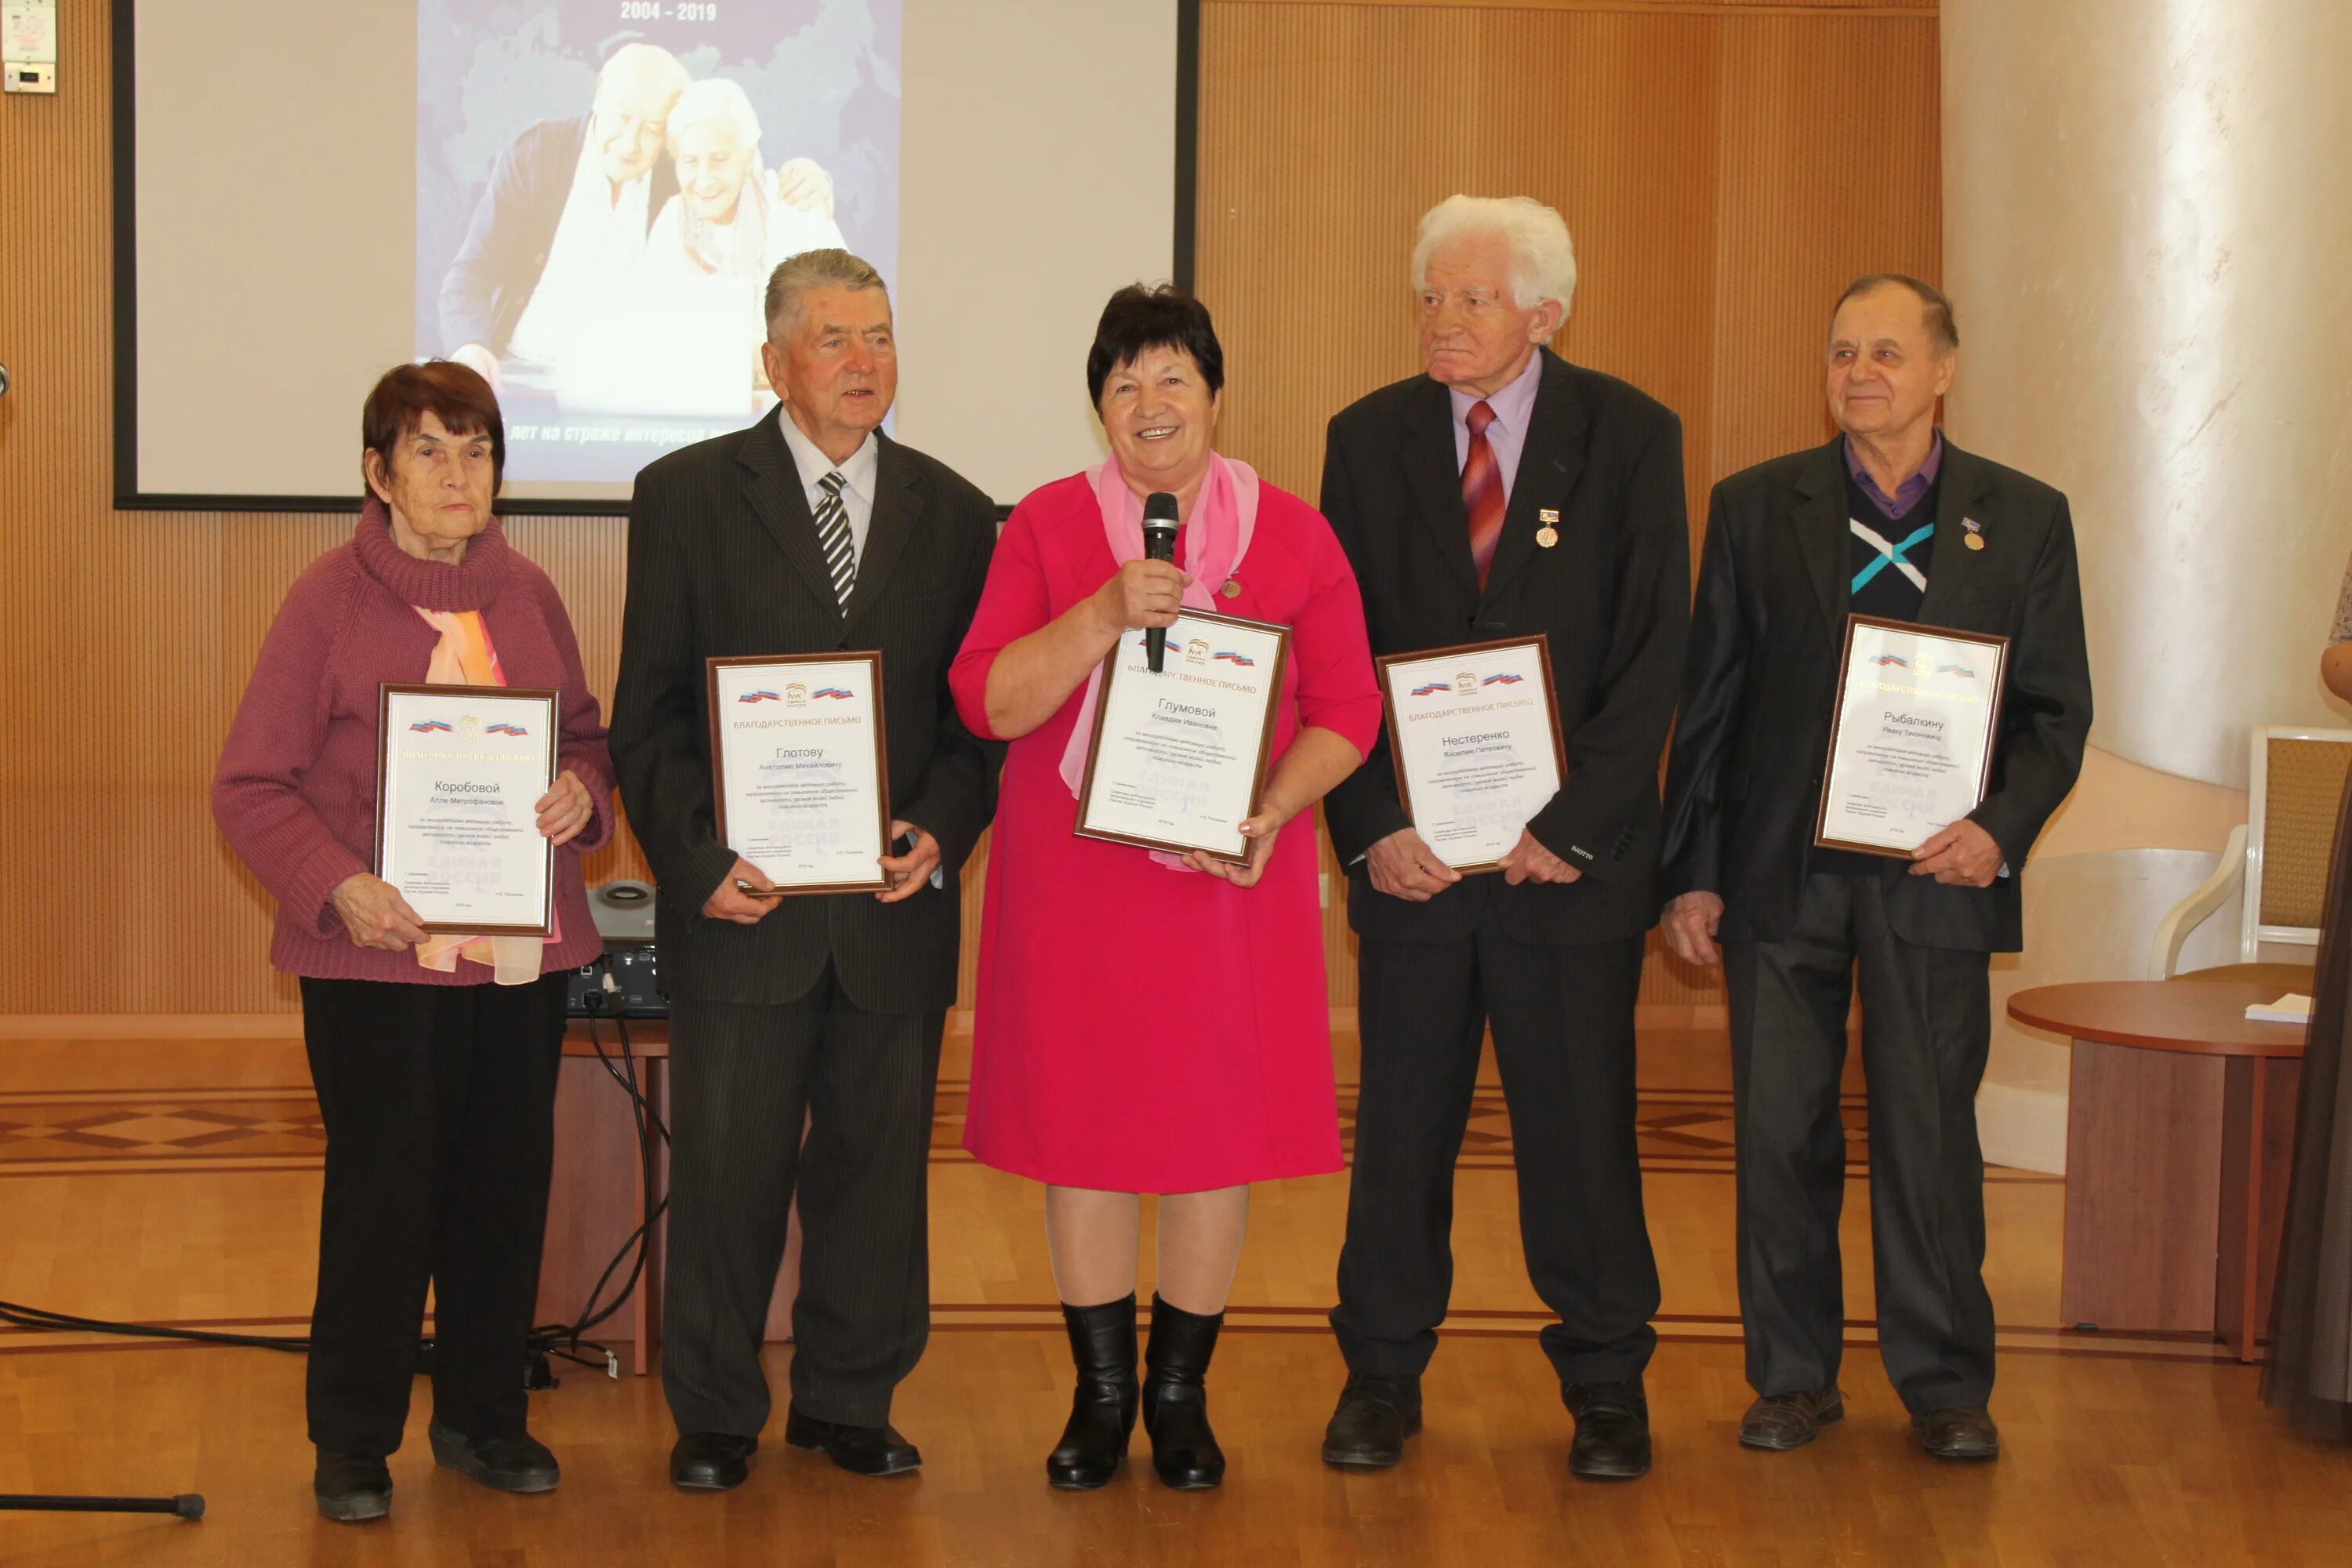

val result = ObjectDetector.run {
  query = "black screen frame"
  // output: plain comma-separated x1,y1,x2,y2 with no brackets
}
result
109,0,1203,515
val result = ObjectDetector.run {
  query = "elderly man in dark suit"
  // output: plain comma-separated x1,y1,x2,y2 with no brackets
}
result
612,249,999,1490
1659,275,2090,1463
1318,195,1690,1481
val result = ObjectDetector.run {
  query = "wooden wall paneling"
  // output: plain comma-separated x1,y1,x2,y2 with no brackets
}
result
1704,11,1942,481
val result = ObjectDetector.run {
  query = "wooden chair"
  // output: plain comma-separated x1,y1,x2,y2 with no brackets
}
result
2148,727,2352,983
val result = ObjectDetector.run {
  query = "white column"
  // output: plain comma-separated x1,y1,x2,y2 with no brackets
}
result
1944,0,2352,787
1941,0,2351,1170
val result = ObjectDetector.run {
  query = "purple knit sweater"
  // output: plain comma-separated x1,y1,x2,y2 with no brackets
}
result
212,503,615,983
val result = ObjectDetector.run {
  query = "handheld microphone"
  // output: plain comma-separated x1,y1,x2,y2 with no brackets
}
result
1142,491,1179,673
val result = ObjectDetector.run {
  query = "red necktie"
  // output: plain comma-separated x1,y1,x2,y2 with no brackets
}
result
1462,399,1504,588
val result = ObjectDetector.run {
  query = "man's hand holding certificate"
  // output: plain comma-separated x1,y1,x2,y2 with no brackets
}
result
1814,614,2010,862
708,653,893,896
1376,637,1568,874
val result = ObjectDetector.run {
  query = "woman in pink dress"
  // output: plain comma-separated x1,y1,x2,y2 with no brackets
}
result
949,286,1381,1492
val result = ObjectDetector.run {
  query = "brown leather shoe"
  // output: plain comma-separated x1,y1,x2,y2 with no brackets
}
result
1914,1406,1999,1461
1739,1388,1844,1451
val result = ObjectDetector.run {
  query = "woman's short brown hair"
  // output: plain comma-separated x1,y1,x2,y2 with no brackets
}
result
361,361,505,495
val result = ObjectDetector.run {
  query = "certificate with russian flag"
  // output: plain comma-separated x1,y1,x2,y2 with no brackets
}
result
375,684,558,933
1814,615,2010,856
706,652,892,894
1076,608,1290,863
1377,636,1566,873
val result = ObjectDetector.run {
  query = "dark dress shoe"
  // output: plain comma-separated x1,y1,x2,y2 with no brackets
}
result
1739,1388,1845,1451
1141,1295,1226,1490
785,1407,922,1477
1915,1406,1999,1461
1321,1374,1422,1468
314,1449,392,1523
670,1431,759,1491
427,1421,560,1494
1048,1295,1139,1490
1563,1379,1653,1480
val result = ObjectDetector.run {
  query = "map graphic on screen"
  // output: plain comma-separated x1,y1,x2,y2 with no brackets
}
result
414,0,902,485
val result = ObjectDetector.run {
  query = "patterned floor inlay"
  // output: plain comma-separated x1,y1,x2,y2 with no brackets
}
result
0,1082,2054,1183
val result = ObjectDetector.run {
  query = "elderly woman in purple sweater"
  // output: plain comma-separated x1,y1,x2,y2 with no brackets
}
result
213,362,614,1524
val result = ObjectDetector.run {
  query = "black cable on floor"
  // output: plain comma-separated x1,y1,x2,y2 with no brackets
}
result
2,997,669,1378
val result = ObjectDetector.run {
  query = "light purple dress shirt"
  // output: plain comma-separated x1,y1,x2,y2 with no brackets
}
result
1447,349,1544,503
1843,428,1944,521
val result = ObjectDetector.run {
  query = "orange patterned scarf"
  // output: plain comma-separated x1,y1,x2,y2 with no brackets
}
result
412,608,551,984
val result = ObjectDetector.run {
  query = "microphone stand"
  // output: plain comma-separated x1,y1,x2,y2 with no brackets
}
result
0,1493,205,1520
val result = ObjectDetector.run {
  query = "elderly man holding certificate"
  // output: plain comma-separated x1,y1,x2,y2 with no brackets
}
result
1659,276,2092,1463
612,249,1000,1490
1317,196,1690,1482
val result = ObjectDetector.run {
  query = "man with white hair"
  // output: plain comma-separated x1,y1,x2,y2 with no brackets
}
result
1319,195,1689,1480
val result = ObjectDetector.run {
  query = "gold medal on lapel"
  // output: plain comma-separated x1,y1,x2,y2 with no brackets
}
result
1536,527,1559,549
1220,577,1242,598
1965,535,1984,551
1962,516,1985,551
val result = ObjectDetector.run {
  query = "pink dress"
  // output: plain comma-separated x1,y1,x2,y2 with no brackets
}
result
950,472,1383,1192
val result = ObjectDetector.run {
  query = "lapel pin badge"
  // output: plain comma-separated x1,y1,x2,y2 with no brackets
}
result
1962,516,1985,552
1537,509,1560,548
1220,577,1242,599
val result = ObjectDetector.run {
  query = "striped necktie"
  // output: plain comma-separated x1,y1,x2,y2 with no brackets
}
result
813,470,856,608
1462,399,1504,588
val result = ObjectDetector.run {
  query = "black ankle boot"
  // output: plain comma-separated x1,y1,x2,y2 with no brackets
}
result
1140,1294,1226,1490
1047,1295,1139,1490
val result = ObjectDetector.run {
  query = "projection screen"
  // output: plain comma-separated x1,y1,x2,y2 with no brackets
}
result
114,0,1193,509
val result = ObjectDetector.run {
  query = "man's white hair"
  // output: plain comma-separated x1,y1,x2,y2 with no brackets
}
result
595,42,690,105
666,77,764,151
1412,194,1577,317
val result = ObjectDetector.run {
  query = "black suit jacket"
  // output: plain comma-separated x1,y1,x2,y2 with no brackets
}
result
610,414,1000,1011
1320,349,1691,946
1659,436,2092,953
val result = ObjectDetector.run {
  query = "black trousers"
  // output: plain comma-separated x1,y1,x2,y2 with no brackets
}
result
1333,923,1660,1386
662,965,943,1435
299,973,567,1456
1725,871,1995,1414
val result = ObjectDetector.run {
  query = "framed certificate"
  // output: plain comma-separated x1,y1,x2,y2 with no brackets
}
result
1075,608,1290,863
1376,637,1568,873
707,652,892,894
1813,614,2011,857
375,684,557,935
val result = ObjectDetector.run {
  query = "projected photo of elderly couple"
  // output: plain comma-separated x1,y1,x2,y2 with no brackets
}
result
416,0,900,484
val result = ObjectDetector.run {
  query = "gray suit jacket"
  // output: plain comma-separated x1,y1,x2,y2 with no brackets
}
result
1660,436,2092,953
611,414,1001,1011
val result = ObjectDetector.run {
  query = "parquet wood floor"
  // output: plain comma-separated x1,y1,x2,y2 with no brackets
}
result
0,1028,2339,1566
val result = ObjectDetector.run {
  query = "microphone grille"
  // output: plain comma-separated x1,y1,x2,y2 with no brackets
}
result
1142,491,1180,523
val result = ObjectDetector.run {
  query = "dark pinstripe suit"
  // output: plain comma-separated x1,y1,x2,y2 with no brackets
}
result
612,410,999,1434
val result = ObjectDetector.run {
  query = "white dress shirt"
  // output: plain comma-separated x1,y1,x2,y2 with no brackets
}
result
775,407,879,568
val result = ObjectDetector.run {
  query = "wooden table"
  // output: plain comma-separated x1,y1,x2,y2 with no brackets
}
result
2007,978,2308,1361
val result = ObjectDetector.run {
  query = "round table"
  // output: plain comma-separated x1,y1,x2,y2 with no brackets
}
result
2007,978,2308,1361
